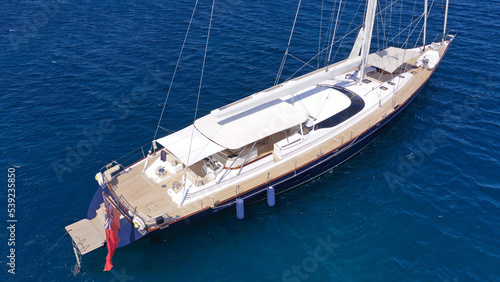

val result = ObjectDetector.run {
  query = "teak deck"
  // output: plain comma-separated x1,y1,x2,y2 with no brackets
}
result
65,205,106,255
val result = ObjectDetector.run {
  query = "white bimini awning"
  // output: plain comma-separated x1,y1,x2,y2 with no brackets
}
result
195,99,308,150
156,125,225,166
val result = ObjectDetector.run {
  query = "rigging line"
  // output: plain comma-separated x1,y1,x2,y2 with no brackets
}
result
328,0,350,63
398,0,403,46
376,1,382,51
376,0,400,17
385,12,424,46
318,0,324,68
314,86,329,122
112,140,162,167
292,88,313,118
401,13,425,48
180,0,216,207
428,0,436,21
330,0,364,63
316,1,356,123
330,2,354,62
329,0,366,67
275,0,302,86
403,1,425,47
405,0,418,48
406,0,429,46
287,53,317,70
414,22,424,48
284,50,326,83
21,231,69,279
113,141,155,164
388,0,393,49
384,0,392,35
158,125,175,134
323,0,339,67
326,0,344,65
286,0,372,81
318,1,330,67
413,0,436,48
381,0,386,50
384,0,392,48
414,11,426,48
283,25,361,83
151,0,199,145
374,0,401,51
185,0,216,169
375,2,379,51
322,0,337,66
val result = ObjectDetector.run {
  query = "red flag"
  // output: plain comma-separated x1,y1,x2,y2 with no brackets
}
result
103,196,121,271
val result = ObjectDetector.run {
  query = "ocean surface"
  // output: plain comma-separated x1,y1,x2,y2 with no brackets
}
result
1,0,499,281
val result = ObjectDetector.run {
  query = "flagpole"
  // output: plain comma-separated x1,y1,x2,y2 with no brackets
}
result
102,191,133,225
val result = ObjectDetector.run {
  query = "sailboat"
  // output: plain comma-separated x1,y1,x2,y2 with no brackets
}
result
65,0,454,271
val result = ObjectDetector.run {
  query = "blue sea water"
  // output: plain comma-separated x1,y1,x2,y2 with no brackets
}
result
1,0,500,281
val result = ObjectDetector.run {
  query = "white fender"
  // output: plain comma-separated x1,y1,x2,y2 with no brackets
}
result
95,172,104,186
133,216,146,231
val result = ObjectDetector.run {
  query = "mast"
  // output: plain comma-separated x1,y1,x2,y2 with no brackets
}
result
357,0,377,85
443,0,449,40
423,0,428,47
